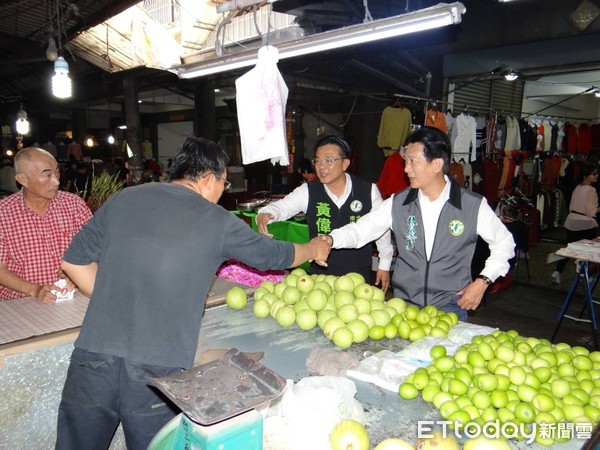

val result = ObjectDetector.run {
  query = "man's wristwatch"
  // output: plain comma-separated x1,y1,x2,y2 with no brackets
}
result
478,275,493,285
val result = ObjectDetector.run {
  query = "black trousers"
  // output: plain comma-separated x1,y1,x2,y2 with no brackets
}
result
56,348,181,450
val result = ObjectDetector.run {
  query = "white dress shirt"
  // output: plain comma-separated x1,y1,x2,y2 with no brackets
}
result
330,176,515,282
258,174,394,270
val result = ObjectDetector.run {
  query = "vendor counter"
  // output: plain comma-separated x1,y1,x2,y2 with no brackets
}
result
0,278,253,449
0,288,587,449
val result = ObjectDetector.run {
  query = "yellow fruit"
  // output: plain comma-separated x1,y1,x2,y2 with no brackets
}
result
332,326,354,349
415,431,459,450
463,435,511,450
225,286,247,309
330,419,369,450
373,438,414,450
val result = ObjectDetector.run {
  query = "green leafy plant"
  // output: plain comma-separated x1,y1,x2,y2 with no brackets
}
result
85,170,126,213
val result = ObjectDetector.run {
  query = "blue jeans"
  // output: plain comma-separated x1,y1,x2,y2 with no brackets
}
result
56,348,181,450
438,294,468,322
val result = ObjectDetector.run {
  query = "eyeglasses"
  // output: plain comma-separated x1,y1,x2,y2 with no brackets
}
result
312,157,344,166
214,173,232,190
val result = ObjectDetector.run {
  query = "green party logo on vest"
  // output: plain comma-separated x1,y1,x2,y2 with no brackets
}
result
449,220,464,236
350,200,363,213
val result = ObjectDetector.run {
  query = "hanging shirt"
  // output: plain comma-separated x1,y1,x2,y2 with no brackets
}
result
453,113,477,161
449,161,464,187
376,151,410,199
504,116,521,151
425,109,448,133
377,106,412,151
579,123,592,154
236,46,289,166
446,112,456,143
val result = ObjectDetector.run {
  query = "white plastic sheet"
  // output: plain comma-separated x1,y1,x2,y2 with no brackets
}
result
347,323,498,393
263,376,364,450
236,46,289,166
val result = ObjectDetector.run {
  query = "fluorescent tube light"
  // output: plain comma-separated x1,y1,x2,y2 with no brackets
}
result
177,2,466,79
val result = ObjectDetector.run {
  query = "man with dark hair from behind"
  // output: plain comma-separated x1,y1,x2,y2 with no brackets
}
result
56,136,331,449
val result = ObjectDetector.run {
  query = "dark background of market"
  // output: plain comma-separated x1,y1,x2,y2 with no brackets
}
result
2,0,600,347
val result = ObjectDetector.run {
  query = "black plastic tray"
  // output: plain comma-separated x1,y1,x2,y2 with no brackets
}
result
149,348,286,425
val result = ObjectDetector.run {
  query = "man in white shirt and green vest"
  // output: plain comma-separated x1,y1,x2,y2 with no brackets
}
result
257,135,393,291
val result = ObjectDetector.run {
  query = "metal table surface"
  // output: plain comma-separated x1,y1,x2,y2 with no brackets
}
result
197,303,585,449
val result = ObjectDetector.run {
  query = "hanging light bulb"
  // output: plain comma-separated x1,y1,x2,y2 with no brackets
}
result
107,135,115,144
46,37,58,61
52,56,72,98
85,136,95,147
504,69,519,81
15,106,30,135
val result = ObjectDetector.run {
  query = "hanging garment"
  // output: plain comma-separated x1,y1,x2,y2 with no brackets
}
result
556,121,565,152
504,116,521,151
453,113,477,161
549,123,558,151
376,150,410,199
425,108,448,133
475,116,486,150
449,161,464,187
470,160,485,196
591,123,600,151
236,46,289,166
483,158,500,206
565,122,578,154
498,150,514,192
579,122,592,154
461,161,473,191
377,106,412,151
536,124,545,152
486,117,497,154
446,112,456,144
542,120,552,152
495,120,507,152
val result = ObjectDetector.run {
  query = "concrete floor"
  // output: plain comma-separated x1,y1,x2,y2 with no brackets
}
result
469,281,598,351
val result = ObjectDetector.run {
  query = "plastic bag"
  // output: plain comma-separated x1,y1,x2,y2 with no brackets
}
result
447,322,497,346
263,376,364,450
235,46,289,166
346,349,427,393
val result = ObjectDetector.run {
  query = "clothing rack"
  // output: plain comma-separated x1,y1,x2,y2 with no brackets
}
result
392,93,600,123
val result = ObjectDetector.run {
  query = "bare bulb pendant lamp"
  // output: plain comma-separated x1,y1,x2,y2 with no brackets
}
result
16,107,30,135
52,56,72,98
46,37,58,61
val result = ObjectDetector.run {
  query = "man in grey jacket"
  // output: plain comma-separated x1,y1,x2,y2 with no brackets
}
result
324,127,515,321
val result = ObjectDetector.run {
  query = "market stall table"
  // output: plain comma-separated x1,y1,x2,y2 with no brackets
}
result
548,239,600,349
0,277,254,449
194,303,586,449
